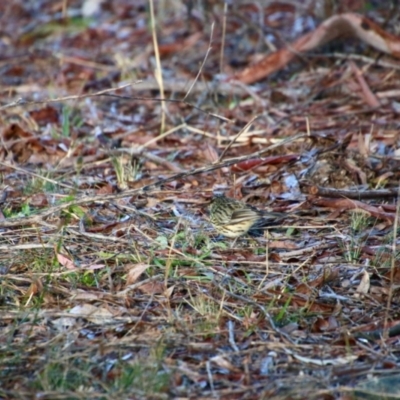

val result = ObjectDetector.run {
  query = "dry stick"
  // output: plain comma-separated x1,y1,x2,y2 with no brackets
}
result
302,184,399,199
0,161,77,190
149,0,166,133
219,2,228,74
120,78,247,96
354,184,400,342
350,60,380,108
0,82,139,111
104,93,232,123
227,320,239,351
314,52,400,70
0,133,307,228
142,122,187,148
218,115,258,161
0,81,234,124
183,22,215,101
384,182,400,339
355,322,400,341
55,54,119,72
0,243,54,251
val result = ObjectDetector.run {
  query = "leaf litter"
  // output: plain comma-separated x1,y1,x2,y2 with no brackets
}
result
1,1,400,399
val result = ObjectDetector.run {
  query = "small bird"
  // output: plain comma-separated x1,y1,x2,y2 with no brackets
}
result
209,193,285,238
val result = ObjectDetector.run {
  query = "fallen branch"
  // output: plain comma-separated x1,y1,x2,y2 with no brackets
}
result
309,197,395,221
233,13,400,84
301,182,399,200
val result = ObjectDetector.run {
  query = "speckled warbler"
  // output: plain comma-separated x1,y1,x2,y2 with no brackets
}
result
209,194,284,238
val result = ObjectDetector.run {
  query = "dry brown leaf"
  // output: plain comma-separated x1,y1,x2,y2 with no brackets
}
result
165,285,175,298
29,193,49,208
29,106,59,125
312,315,339,332
56,251,77,270
25,278,43,298
349,61,380,108
125,263,150,285
69,304,115,324
211,355,240,372
138,281,165,295
203,143,219,164
355,270,370,296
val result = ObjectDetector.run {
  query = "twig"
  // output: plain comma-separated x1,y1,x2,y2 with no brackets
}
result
183,22,214,101
384,182,400,338
0,161,76,190
218,115,258,161
0,133,307,228
301,183,399,199
0,82,139,111
149,0,166,133
228,320,239,351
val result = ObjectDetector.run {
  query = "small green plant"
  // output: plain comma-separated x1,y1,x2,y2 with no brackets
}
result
338,210,371,263
184,290,221,333
23,173,57,194
61,105,83,137
35,355,99,392
80,271,99,287
61,204,86,220
21,203,31,216
349,210,371,234
274,294,293,324
28,250,56,274
371,229,400,270
111,155,142,189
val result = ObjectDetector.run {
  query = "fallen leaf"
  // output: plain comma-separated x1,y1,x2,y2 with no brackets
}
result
125,263,150,285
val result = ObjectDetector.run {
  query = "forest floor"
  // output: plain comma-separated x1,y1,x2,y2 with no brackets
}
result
1,1,400,399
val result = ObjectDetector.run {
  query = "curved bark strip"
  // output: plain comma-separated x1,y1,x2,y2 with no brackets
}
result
232,13,400,84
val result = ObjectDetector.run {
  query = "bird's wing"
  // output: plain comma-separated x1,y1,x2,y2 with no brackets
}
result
255,212,285,228
230,208,260,224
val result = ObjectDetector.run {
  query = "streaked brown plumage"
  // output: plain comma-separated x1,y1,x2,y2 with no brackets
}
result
209,194,284,238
